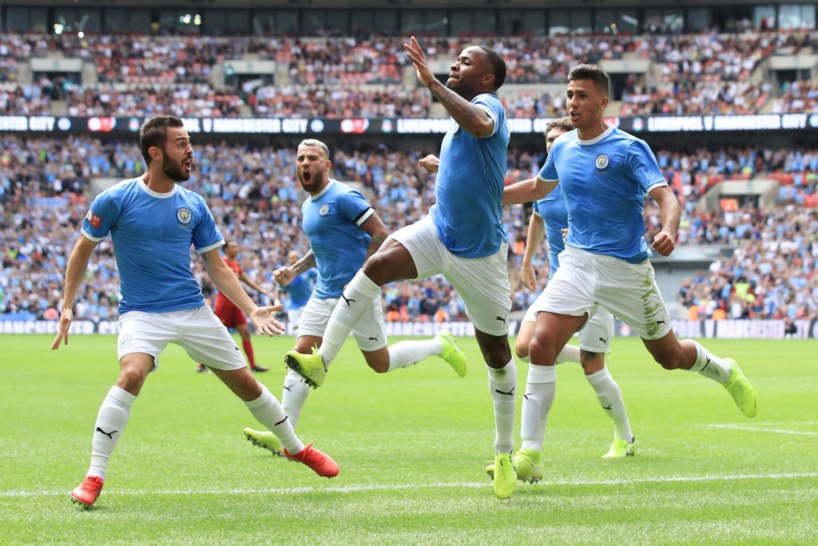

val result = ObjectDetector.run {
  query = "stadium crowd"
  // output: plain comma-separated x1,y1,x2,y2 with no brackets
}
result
1,31,817,118
1,135,816,323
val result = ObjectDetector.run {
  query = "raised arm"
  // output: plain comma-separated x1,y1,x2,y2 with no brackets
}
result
404,37,494,138
51,235,98,349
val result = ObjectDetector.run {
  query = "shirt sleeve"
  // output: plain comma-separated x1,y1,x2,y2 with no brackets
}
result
191,195,225,254
81,190,119,242
472,94,502,137
538,146,559,182
628,139,667,194
338,190,374,226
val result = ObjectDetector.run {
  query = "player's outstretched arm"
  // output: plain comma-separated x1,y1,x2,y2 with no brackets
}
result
52,236,98,350
521,213,546,290
649,185,680,257
238,270,274,300
403,36,494,138
203,248,284,335
503,177,558,206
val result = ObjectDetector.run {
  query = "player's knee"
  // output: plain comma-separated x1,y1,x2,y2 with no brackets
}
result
116,367,147,393
528,336,556,366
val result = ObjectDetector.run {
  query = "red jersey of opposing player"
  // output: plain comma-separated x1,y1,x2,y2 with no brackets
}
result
213,258,248,328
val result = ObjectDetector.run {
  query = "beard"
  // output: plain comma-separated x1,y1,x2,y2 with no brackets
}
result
162,156,190,182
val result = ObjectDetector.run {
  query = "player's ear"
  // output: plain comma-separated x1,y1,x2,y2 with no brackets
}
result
600,95,609,109
148,146,163,162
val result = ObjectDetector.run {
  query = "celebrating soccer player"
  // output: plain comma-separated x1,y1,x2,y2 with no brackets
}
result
53,116,338,509
503,65,758,483
283,39,520,499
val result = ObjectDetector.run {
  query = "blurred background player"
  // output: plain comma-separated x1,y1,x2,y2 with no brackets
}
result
243,138,467,456
197,240,276,373
279,249,316,333
53,116,338,509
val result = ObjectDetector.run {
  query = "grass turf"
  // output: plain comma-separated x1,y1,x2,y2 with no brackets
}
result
1,334,816,544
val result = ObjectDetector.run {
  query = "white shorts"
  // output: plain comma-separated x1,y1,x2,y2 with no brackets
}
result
534,246,672,340
117,306,247,370
287,308,303,330
297,295,388,352
523,303,614,353
391,216,512,336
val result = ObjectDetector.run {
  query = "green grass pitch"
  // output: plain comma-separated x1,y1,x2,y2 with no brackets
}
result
1,334,816,544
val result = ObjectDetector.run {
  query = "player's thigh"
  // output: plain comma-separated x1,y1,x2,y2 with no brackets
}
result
388,216,445,279
578,307,614,353
533,247,597,318
444,244,511,336
352,297,388,352
117,311,172,370
595,258,672,340
296,296,335,339
175,306,247,371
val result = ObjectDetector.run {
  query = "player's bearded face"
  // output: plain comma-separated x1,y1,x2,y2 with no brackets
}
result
296,147,329,193
162,147,192,182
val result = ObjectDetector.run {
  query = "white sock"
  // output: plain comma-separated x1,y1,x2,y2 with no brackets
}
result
245,384,303,454
282,369,311,430
88,386,136,480
555,344,581,364
319,271,381,366
520,364,557,452
686,340,731,383
487,359,517,454
586,368,633,442
387,338,443,371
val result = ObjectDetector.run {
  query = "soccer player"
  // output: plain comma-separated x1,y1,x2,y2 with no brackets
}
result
52,116,338,509
282,39,520,499
243,138,467,456
503,65,758,482
279,250,316,332
196,240,275,373
485,117,635,483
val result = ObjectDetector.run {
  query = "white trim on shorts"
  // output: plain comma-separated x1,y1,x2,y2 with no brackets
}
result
117,306,247,370
390,215,511,336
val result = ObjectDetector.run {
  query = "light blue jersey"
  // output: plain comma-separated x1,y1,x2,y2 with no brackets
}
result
302,180,373,299
539,126,667,263
81,177,223,314
533,186,568,280
282,269,316,310
431,93,509,258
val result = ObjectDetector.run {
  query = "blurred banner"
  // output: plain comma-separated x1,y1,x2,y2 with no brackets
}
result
2,113,817,136
3,318,816,339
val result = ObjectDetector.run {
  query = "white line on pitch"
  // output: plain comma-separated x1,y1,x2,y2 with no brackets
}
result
705,424,818,437
3,472,818,499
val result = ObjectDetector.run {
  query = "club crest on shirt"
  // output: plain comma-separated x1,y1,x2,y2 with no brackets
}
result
595,154,609,170
319,204,330,216
177,207,192,224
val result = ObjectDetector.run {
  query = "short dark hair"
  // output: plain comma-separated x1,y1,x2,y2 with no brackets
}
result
478,46,506,90
546,117,573,137
139,115,185,165
568,64,610,96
